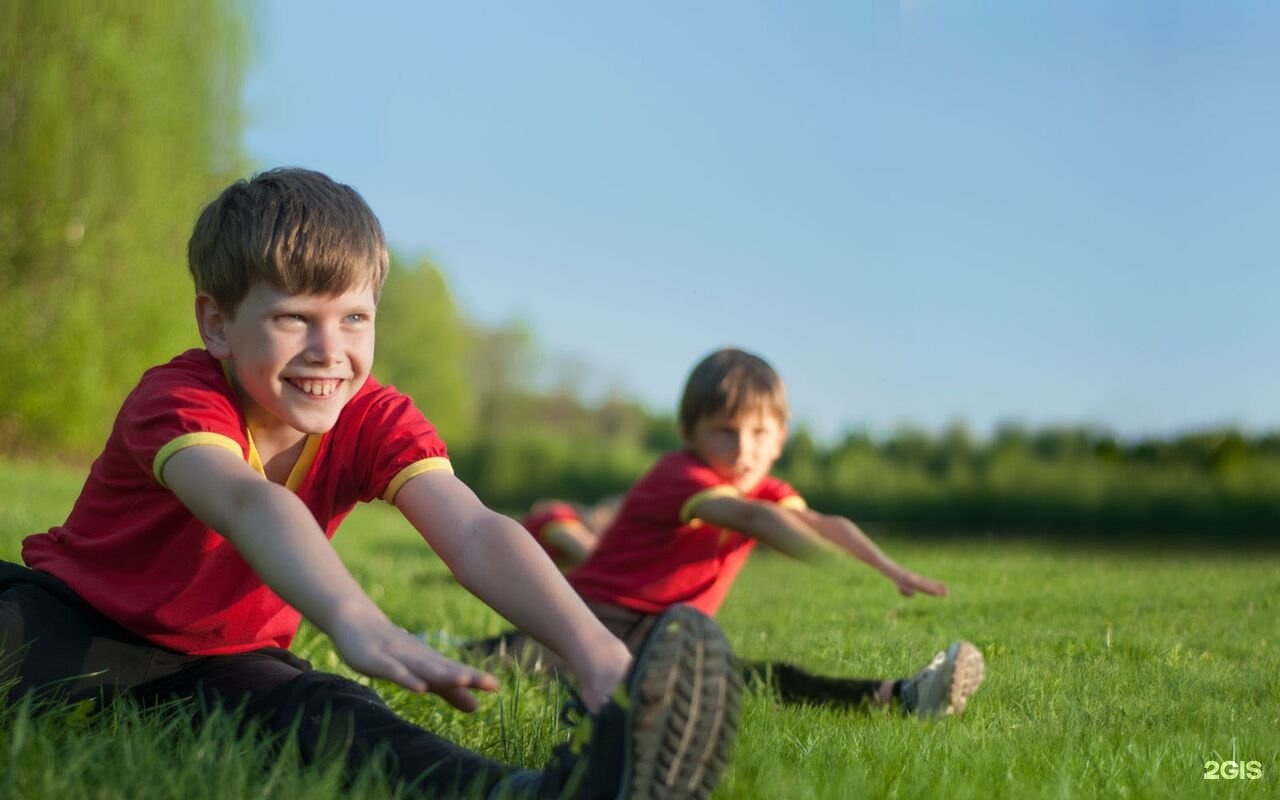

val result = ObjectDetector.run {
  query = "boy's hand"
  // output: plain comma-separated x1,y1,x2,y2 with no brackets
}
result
572,635,633,713
331,614,499,712
890,567,947,598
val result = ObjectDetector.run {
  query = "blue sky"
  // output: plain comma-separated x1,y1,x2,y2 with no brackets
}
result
244,2,1279,440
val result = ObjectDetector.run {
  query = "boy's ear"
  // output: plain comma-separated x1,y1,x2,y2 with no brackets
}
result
195,293,233,359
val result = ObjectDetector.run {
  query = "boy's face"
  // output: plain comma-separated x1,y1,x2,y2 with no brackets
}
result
686,406,787,491
198,282,376,439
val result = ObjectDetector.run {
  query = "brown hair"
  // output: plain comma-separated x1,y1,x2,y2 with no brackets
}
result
187,167,389,316
678,348,788,438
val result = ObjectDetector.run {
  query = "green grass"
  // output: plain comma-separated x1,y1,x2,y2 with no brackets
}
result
2,457,1278,798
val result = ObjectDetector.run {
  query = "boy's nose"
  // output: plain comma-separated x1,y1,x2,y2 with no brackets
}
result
305,325,342,364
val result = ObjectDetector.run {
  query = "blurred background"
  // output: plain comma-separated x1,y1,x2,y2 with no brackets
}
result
3,1,1278,540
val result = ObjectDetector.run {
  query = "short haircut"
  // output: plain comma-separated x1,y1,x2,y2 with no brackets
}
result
187,167,389,316
678,348,789,438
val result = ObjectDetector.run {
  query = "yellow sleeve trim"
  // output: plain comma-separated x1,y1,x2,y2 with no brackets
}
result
778,494,808,511
383,457,454,503
679,485,740,524
153,432,244,487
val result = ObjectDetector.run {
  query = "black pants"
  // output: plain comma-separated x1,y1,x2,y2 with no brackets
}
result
468,601,887,709
0,561,518,797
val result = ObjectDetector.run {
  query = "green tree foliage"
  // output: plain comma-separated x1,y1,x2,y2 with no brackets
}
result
372,255,475,444
0,1,246,455
778,424,1280,539
465,319,536,439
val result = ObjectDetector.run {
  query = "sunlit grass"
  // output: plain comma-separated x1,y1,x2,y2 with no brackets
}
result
2,457,1278,798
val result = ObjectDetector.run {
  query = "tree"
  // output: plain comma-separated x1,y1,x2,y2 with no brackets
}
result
0,1,246,455
373,255,476,444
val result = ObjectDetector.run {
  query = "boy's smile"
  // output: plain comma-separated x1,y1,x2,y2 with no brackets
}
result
198,283,377,443
686,408,787,492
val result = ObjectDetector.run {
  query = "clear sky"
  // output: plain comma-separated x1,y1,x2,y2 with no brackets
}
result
243,1,1279,441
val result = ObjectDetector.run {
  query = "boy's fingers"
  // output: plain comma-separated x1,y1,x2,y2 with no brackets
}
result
467,669,500,692
436,684,481,712
415,651,498,688
375,658,428,693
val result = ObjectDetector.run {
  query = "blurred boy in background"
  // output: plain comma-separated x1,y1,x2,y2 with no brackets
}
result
482,348,985,718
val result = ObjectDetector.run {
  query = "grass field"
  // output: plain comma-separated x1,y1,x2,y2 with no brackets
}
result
1,457,1277,799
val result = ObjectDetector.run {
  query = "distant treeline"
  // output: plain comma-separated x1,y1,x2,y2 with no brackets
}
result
448,397,1280,539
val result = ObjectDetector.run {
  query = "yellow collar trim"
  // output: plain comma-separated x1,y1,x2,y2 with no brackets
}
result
221,357,322,492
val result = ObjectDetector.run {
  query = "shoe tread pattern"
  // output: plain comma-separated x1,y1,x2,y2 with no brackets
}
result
624,606,741,800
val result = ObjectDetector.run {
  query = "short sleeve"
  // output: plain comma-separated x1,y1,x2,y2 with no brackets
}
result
626,453,734,528
751,475,806,510
340,384,452,503
117,358,248,487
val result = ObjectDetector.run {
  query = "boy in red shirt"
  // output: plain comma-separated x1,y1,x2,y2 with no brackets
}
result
493,348,985,717
0,168,740,799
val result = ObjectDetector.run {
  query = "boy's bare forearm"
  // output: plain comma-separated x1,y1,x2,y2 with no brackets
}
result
222,481,385,631
167,449,501,699
395,472,630,707
798,510,900,574
695,497,835,563
165,448,383,635
453,513,624,660
796,510,946,597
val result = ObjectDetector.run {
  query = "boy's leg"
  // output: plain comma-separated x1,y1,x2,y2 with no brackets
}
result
739,660,889,709
498,603,742,800
739,641,985,716
0,563,520,797
137,648,521,798
1,562,196,706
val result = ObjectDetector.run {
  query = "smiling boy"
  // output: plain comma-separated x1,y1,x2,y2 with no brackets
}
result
0,168,740,799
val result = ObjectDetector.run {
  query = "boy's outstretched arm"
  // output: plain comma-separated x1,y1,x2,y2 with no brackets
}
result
394,470,632,712
789,508,947,597
691,495,840,563
163,446,499,710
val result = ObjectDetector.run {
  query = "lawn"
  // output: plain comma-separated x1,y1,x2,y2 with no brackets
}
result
1,457,1276,798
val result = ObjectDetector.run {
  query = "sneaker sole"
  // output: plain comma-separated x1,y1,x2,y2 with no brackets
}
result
942,640,985,716
620,605,742,800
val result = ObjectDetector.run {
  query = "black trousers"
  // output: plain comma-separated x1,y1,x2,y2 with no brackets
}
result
468,600,888,709
0,561,518,797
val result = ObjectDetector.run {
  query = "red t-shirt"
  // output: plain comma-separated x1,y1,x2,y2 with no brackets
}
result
569,450,805,616
22,349,451,655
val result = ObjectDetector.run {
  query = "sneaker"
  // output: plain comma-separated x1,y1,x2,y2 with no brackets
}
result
898,640,985,718
521,604,742,799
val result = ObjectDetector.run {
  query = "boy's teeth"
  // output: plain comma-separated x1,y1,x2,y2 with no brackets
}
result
293,379,337,396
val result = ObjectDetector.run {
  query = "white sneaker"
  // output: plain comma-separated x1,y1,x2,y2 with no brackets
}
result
899,640,985,718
